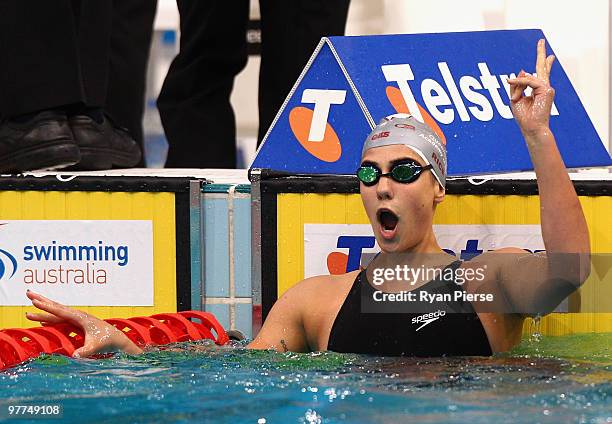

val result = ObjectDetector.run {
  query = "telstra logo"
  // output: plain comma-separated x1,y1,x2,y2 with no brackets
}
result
290,61,559,163
382,62,559,144
383,64,448,145
289,89,346,162
324,235,544,275
0,248,18,281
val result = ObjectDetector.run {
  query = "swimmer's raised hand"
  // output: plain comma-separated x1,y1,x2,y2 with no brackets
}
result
499,38,590,314
25,289,143,357
507,38,556,138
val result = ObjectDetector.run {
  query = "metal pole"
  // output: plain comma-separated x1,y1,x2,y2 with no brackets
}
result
250,169,263,337
189,180,204,311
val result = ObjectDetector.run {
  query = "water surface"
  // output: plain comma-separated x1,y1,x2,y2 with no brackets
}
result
1,334,610,423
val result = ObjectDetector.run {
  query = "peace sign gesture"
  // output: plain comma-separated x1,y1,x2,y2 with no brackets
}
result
507,39,556,138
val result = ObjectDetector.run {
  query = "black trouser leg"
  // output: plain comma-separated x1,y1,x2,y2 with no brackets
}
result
0,0,82,117
73,0,113,108
157,0,249,168
0,0,113,118
258,0,351,144
106,0,157,154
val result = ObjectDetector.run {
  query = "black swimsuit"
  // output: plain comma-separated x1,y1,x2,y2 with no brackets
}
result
327,260,493,356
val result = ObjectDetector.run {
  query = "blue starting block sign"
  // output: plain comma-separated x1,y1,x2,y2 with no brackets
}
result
251,29,612,176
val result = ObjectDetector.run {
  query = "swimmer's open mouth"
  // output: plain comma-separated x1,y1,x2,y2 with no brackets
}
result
377,208,399,231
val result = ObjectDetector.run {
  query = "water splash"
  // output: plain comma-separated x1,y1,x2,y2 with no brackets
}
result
530,314,543,343
2,335,610,423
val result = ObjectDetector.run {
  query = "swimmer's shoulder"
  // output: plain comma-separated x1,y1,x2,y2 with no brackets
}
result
274,271,359,317
286,270,360,299
286,271,360,350
458,247,533,289
461,247,531,267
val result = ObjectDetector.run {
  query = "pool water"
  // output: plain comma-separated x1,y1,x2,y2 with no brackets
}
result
1,334,610,424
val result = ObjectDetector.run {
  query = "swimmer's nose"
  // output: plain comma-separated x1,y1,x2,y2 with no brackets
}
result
377,175,393,200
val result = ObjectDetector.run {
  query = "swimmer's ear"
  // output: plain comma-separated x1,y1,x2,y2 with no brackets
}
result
433,183,445,205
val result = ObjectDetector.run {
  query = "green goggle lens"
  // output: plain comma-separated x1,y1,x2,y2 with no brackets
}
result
391,163,420,182
357,161,430,186
357,166,379,184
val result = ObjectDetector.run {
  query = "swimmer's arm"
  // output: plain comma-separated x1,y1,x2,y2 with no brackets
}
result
246,282,310,353
25,288,308,355
487,248,586,316
507,39,590,257
26,290,144,356
516,121,590,257
505,39,590,311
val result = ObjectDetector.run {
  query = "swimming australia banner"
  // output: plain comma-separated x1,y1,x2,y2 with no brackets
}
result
251,29,612,175
0,220,153,306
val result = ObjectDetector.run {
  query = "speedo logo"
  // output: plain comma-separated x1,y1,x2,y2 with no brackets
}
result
412,310,446,331
0,248,18,281
382,62,559,134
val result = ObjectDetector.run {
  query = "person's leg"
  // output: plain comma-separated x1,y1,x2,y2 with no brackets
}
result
258,0,351,144
0,0,83,172
106,0,158,158
157,0,249,168
0,0,84,117
0,0,113,117
72,0,113,109
66,0,142,170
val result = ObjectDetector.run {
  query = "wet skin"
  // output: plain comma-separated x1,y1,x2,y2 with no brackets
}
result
248,145,525,354
26,40,590,357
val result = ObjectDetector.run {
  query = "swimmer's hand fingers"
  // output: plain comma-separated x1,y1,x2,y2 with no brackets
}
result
25,289,143,357
507,39,556,137
24,311,65,325
507,70,554,100
26,289,91,325
507,69,529,102
535,37,555,84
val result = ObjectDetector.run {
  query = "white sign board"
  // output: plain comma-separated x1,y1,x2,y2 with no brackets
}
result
0,220,154,306
304,224,544,278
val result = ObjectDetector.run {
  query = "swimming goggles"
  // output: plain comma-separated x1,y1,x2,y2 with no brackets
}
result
356,159,433,186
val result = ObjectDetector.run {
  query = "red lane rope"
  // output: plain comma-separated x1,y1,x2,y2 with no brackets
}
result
128,316,178,345
0,311,229,370
178,311,230,345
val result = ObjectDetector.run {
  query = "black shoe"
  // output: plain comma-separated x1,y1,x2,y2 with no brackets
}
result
67,114,142,170
0,110,80,173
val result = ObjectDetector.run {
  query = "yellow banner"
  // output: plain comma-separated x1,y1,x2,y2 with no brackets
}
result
0,191,177,328
277,193,612,336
